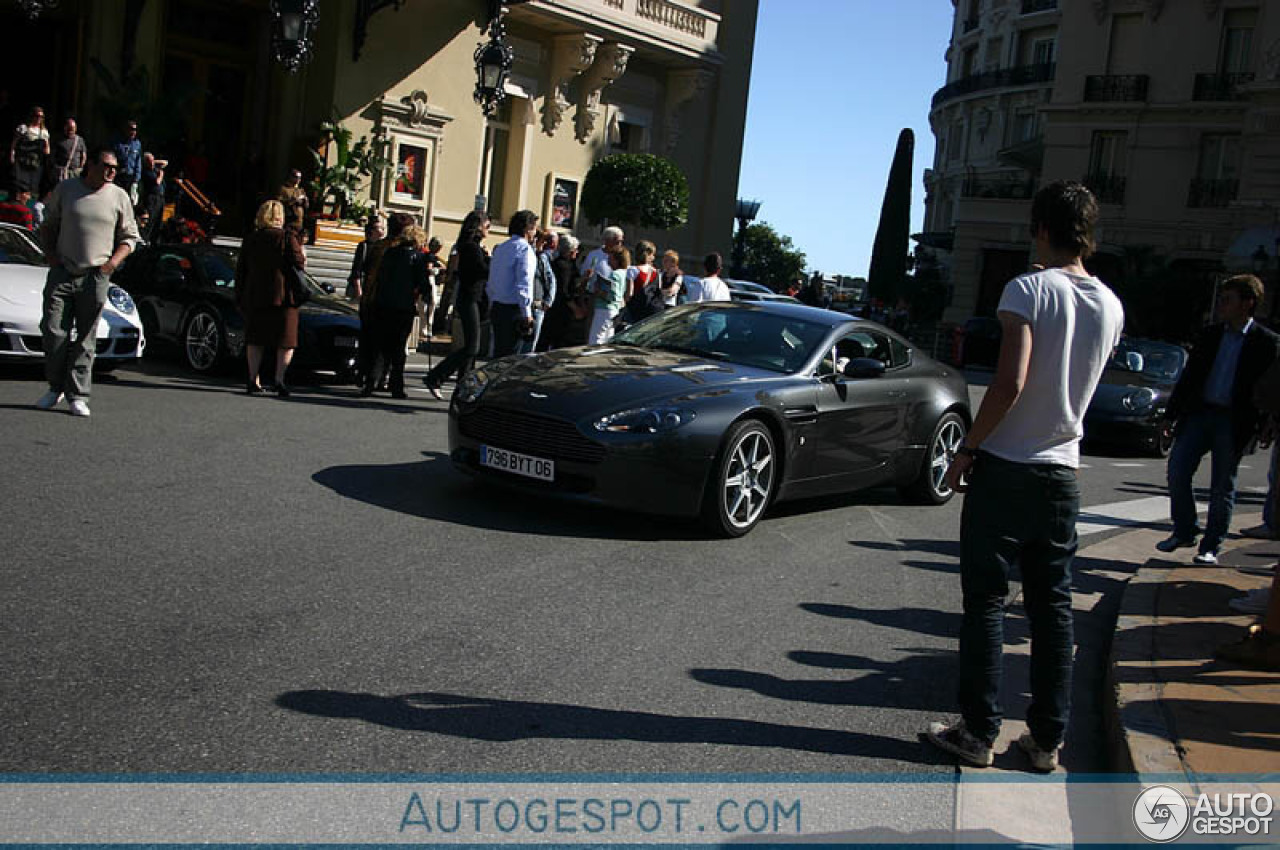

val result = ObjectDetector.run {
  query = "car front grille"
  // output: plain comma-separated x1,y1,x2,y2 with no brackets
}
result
112,330,139,355
459,406,606,464
20,334,43,353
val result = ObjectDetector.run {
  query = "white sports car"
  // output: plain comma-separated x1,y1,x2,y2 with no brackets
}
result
0,223,145,369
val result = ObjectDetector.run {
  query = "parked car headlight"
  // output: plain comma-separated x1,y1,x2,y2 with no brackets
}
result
1121,387,1156,412
594,406,696,434
455,369,491,404
107,285,136,315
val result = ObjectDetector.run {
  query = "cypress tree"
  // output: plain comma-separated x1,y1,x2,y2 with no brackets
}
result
868,129,914,306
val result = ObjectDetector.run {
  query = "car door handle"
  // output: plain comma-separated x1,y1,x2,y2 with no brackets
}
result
783,406,818,425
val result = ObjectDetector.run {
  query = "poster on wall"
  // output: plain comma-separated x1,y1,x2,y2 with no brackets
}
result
392,142,427,201
546,174,580,230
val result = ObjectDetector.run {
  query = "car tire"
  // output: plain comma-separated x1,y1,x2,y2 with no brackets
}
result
904,411,966,505
1150,420,1174,458
702,418,778,538
183,307,224,373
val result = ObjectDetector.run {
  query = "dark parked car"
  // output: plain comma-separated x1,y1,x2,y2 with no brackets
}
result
448,301,971,536
726,279,801,304
960,316,1001,368
1084,337,1187,457
112,243,361,377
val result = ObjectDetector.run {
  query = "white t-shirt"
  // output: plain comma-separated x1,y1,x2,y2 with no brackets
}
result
688,274,730,303
981,268,1124,468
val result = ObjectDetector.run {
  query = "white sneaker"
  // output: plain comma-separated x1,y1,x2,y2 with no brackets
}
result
67,399,91,418
1229,588,1270,615
1193,550,1219,565
35,390,63,410
1016,730,1060,773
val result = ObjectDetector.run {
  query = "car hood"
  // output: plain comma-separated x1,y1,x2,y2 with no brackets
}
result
475,344,787,420
0,263,47,314
1088,377,1172,413
300,295,359,320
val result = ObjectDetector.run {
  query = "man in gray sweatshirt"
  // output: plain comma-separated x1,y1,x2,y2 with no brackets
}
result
37,146,139,417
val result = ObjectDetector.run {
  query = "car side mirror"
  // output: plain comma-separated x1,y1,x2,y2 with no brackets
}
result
1125,351,1144,373
842,357,886,379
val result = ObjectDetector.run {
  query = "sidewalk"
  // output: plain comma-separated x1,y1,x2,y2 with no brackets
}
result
1109,522,1280,778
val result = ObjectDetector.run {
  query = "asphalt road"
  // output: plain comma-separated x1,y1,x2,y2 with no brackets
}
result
0,357,1268,801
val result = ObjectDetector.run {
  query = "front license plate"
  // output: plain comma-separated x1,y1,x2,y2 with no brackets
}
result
334,336,358,348
480,445,555,482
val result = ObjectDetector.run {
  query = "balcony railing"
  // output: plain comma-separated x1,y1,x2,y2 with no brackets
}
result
1021,0,1057,13
635,0,706,38
962,176,1036,200
1084,74,1149,102
1193,72,1255,101
1084,173,1127,205
963,16,979,33
1187,178,1239,208
931,62,1056,108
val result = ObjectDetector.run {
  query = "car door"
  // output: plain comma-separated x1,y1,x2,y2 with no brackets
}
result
115,249,159,333
151,250,196,337
807,329,909,490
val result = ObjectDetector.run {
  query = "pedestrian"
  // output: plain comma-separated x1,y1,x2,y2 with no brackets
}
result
924,180,1124,772
235,199,306,398
350,214,387,388
360,217,429,399
53,117,86,182
0,185,34,230
137,152,168,243
627,240,658,300
519,228,557,354
10,106,49,194
276,168,309,238
659,250,686,305
422,235,445,343
539,234,581,351
620,248,682,328
346,213,384,301
800,271,825,307
35,146,140,417
580,224,623,281
588,245,629,344
422,210,491,399
686,252,730,302
112,120,143,204
486,209,539,358
1156,274,1279,564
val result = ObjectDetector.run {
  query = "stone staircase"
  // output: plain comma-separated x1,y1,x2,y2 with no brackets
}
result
213,236,356,293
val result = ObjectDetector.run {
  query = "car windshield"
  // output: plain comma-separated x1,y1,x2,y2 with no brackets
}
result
1111,338,1186,382
612,304,831,373
215,247,328,296
0,227,46,266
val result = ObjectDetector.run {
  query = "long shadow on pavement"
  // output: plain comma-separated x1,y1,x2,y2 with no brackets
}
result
275,689,942,764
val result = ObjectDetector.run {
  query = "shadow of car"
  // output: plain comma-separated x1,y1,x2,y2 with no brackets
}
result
111,242,361,378
0,222,145,370
1084,337,1187,457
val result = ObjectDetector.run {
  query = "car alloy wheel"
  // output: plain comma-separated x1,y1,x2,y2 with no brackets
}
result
1153,420,1174,458
184,308,222,373
907,411,966,505
706,419,777,537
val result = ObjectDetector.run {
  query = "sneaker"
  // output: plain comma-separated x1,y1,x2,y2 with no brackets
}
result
1228,588,1270,615
35,390,63,410
67,399,90,418
1156,535,1197,553
1193,549,1219,565
1215,624,1280,671
1016,731,1060,773
924,719,993,767
1241,524,1277,540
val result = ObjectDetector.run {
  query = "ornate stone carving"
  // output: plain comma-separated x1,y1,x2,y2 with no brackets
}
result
541,33,601,137
402,90,432,126
1091,0,1109,24
575,42,634,143
663,68,714,153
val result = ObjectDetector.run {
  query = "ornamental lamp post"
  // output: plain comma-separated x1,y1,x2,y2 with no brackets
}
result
474,1,516,117
732,198,762,280
271,0,319,73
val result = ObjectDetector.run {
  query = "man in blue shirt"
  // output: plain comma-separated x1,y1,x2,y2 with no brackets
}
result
486,209,538,358
1159,274,1280,564
112,120,143,202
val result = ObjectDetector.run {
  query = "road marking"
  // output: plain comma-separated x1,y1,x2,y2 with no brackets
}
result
1077,495,1205,538
1110,462,1146,468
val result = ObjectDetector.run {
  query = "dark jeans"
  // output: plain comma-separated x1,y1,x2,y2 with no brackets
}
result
41,266,109,399
426,299,479,387
958,452,1079,749
489,301,522,358
1167,408,1239,551
365,307,415,394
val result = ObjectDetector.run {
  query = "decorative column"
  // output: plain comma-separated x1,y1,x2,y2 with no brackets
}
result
575,42,634,143
542,33,602,137
662,68,714,153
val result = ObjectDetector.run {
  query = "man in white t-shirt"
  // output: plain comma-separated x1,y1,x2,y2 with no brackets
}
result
686,252,730,302
579,225,623,288
924,181,1124,773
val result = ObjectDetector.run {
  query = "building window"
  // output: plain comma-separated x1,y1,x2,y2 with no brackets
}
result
961,45,978,78
1011,108,1038,144
949,121,965,161
984,37,1003,71
1086,131,1127,204
609,119,649,154
478,99,512,220
1220,9,1256,73
1189,134,1241,207
1031,38,1055,67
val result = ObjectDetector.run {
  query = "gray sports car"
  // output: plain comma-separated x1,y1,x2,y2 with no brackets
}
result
448,302,971,536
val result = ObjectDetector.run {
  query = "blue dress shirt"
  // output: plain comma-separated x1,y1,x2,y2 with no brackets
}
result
486,235,536,318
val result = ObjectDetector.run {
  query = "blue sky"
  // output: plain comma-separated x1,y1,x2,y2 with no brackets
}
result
738,0,955,280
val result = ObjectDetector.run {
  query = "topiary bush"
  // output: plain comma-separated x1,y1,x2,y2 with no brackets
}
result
580,153,690,231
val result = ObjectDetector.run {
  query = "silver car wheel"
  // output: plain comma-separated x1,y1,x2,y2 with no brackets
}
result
722,429,775,530
930,417,966,499
185,310,221,372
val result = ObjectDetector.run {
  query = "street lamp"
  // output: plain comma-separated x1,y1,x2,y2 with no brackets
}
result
474,0,524,117
732,198,762,279
271,0,320,73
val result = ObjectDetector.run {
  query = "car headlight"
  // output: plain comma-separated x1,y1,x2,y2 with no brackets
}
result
455,369,491,404
107,285,136,315
593,406,696,434
1121,387,1156,412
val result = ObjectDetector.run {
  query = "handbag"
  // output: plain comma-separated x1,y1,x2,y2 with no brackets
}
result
282,236,310,307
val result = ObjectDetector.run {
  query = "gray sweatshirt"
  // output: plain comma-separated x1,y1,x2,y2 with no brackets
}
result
42,178,140,274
